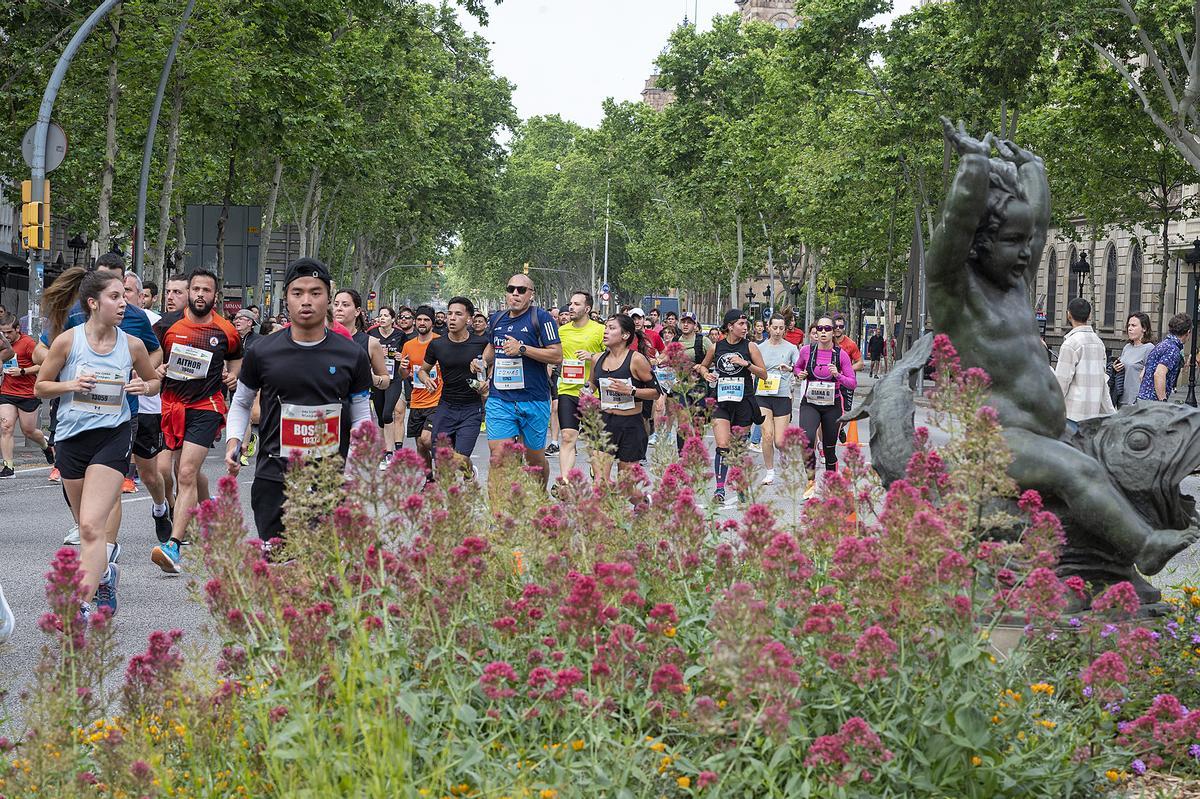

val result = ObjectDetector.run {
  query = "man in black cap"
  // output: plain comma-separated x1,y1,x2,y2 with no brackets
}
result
224,257,373,543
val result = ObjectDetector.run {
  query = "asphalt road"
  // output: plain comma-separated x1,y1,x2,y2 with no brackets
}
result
1,398,1197,720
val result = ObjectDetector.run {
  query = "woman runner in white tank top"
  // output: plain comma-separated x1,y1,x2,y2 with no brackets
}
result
37,271,160,619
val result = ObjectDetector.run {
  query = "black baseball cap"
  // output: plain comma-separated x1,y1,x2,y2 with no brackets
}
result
722,309,747,327
283,257,332,290
680,311,697,322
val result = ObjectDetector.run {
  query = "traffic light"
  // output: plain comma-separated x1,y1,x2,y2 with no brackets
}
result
523,262,530,275
20,180,50,252
426,260,433,272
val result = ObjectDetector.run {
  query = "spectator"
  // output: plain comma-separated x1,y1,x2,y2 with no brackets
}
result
1054,298,1115,423
1110,312,1153,407
867,329,886,377
1138,313,1191,402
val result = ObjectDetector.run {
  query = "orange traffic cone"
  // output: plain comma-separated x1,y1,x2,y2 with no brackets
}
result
844,420,860,525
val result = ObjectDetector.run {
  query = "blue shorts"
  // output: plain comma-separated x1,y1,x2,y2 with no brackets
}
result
431,403,484,456
485,395,551,451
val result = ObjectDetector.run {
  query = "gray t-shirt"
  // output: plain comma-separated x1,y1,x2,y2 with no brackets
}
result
757,339,800,396
1119,342,1154,406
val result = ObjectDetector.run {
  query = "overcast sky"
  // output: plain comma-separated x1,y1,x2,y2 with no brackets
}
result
459,0,921,128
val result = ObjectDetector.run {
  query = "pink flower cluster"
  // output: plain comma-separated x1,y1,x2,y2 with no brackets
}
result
804,717,894,786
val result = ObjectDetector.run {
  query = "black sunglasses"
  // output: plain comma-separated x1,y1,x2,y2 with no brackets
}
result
506,285,530,295
816,325,834,332
834,323,846,328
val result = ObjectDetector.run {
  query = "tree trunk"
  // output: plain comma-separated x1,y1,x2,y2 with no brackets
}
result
732,212,743,308
307,181,324,257
807,250,819,332
174,194,186,273
257,156,283,303
96,4,123,251
215,144,237,293
1158,215,1173,339
153,74,183,293
297,167,320,259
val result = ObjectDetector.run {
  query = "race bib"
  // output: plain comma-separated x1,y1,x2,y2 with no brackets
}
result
494,357,525,391
717,377,745,403
805,381,837,406
74,367,126,415
560,358,586,386
279,402,341,458
655,367,676,392
756,375,782,396
598,378,636,411
165,343,212,381
384,357,395,376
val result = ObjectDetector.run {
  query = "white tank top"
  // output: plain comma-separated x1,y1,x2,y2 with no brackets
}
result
54,325,133,441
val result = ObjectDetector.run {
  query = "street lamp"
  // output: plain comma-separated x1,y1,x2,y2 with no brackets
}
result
1182,238,1200,407
1069,251,1090,299
763,283,774,317
67,234,87,266
745,288,756,310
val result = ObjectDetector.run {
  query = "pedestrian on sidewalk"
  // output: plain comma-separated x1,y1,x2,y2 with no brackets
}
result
1055,298,1115,425
1137,313,1190,402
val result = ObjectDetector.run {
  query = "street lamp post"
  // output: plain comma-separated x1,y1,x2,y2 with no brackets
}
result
745,288,756,311
1069,251,1090,300
1183,238,1200,407
68,234,87,267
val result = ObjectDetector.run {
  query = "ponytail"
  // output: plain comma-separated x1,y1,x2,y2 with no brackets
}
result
42,267,87,339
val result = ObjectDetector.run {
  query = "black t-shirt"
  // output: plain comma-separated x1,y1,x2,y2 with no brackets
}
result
239,329,372,482
424,333,488,406
369,328,409,379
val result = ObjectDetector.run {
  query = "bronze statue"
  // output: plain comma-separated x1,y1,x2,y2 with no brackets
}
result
852,120,1200,607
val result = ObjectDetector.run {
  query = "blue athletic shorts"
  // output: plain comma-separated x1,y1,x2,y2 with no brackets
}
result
485,395,551,451
431,403,484,456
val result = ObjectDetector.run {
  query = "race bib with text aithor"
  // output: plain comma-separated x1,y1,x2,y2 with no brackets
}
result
165,343,213,381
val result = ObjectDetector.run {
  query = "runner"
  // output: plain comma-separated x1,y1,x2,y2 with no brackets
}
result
697,309,768,510
153,272,189,504
590,314,657,484
755,315,800,485
671,311,714,454
400,306,441,475
418,296,490,478
122,272,173,541
486,272,562,490
795,314,858,498
433,310,448,336
471,312,489,336
151,268,242,574
225,258,372,542
332,289,391,394
367,306,406,467
554,291,605,482
37,269,161,617
140,280,159,310
1,312,54,477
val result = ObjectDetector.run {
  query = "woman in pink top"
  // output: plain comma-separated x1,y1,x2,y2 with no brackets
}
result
794,315,857,498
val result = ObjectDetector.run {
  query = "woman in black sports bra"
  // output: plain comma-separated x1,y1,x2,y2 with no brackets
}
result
590,314,658,484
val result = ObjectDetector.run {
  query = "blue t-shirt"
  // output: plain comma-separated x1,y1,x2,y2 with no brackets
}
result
42,302,161,412
488,306,561,403
1137,334,1184,400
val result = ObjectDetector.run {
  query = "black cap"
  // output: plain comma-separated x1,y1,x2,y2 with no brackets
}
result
283,257,332,290
722,308,747,328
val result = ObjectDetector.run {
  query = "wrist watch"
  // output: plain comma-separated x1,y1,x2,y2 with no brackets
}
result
519,344,527,355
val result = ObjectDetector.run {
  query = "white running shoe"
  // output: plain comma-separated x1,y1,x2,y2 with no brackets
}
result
722,491,738,510
648,432,658,446
0,583,14,643
63,523,80,546
762,469,776,485
803,480,817,500
748,443,762,453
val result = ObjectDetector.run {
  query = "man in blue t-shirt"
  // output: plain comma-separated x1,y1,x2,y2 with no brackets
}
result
483,272,562,486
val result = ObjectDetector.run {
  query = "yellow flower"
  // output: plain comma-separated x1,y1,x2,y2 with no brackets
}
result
1183,584,1196,594
970,756,982,767
1191,593,1200,608
1030,683,1055,696
990,715,1001,724
1037,720,1056,730
649,741,666,753
660,755,673,769
540,791,558,799
572,739,585,751
664,627,677,638
677,776,691,789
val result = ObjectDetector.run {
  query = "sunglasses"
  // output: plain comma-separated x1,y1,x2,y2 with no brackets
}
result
834,323,846,329
506,285,530,295
815,325,834,332
399,315,413,321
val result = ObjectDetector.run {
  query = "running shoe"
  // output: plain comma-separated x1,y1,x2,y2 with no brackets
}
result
0,583,14,643
153,508,173,544
108,542,122,564
94,564,119,615
48,467,61,482
545,443,559,455
762,469,776,485
42,445,55,466
151,540,182,575
648,432,658,446
121,477,137,494
722,491,738,510
79,602,94,625
63,524,80,546
245,431,258,457
713,489,726,507
803,480,817,500
748,442,762,453
0,464,13,479
838,427,847,444
378,452,393,472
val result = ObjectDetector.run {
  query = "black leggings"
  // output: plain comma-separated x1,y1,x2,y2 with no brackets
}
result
799,400,841,473
372,382,403,426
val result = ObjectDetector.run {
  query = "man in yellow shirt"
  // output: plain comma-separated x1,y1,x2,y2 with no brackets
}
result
555,291,605,482
401,305,441,476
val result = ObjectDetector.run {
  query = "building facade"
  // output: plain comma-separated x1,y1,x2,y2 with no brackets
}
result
641,75,674,112
735,0,799,28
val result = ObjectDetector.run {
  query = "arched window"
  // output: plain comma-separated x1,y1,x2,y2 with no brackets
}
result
1103,243,1118,328
1046,248,1058,326
1129,242,1143,313
1067,246,1078,301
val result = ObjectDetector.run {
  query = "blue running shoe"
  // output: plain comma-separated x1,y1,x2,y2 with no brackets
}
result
108,542,122,564
151,540,182,575
94,564,119,614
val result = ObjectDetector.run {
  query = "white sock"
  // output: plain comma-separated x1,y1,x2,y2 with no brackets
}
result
152,502,169,517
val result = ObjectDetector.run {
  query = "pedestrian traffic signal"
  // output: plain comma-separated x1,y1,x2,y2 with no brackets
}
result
20,180,50,252
523,262,530,275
